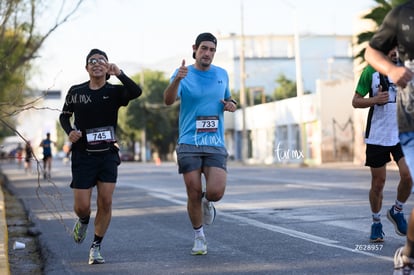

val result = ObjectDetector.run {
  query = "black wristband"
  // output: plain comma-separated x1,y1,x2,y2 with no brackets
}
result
230,99,237,105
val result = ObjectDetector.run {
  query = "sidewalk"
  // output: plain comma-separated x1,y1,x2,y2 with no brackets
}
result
0,172,10,275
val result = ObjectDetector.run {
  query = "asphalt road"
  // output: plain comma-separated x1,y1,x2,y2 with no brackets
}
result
1,160,411,274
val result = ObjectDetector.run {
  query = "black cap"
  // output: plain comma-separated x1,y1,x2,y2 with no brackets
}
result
193,32,217,59
195,32,217,47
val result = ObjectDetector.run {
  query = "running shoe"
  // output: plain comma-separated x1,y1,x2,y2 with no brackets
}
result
393,246,414,275
73,219,88,244
202,198,216,225
191,236,207,255
387,207,407,236
89,245,105,265
369,223,384,242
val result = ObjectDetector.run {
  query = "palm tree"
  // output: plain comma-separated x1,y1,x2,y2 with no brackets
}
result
355,0,408,64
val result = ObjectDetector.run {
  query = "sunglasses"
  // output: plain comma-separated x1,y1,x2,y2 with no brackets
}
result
88,58,107,65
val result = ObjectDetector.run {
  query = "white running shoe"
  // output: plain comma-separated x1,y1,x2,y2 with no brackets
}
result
89,245,105,265
394,246,414,275
191,236,207,255
202,198,216,225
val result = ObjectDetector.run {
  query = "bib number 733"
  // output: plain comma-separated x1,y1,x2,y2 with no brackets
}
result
196,116,219,133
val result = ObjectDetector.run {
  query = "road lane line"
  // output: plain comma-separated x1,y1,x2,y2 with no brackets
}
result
148,191,393,262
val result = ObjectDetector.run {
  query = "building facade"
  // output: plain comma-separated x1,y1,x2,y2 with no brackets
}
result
217,34,356,165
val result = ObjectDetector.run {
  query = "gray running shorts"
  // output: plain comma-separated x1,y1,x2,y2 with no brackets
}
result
176,144,228,174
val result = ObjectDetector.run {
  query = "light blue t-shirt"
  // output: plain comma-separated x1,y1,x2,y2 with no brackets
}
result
170,64,231,147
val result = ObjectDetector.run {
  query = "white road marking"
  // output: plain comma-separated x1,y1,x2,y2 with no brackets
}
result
148,190,393,262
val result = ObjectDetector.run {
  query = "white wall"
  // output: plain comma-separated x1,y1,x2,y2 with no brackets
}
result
317,79,355,162
228,78,355,164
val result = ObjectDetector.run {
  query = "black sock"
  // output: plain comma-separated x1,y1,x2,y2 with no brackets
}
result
79,215,90,224
92,234,103,248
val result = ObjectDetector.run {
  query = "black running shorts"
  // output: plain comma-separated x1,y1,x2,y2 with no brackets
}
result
70,149,120,189
365,143,404,168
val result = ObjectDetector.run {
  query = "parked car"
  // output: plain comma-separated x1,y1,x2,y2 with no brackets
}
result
119,149,134,161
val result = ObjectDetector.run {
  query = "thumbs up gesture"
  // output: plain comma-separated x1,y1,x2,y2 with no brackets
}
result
176,59,188,80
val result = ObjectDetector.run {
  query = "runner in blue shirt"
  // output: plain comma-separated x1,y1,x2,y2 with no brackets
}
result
39,132,55,179
164,32,237,255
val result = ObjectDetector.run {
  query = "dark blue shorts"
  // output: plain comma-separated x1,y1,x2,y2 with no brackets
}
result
365,143,404,168
176,144,228,174
70,148,120,189
43,154,52,161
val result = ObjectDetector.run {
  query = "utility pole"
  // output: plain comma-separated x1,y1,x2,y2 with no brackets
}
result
140,70,147,163
239,0,248,163
293,10,306,163
282,0,306,164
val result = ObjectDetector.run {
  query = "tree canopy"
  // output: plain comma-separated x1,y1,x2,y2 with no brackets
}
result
0,0,84,140
118,70,179,161
355,0,409,63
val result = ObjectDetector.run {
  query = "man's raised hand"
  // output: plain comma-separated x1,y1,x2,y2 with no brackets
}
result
177,59,188,79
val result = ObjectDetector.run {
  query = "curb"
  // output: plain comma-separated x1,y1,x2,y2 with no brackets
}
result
0,173,10,275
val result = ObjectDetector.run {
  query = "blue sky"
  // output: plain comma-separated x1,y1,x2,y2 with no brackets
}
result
32,0,376,91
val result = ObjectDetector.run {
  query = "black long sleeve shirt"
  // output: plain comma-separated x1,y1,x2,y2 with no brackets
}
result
59,72,142,151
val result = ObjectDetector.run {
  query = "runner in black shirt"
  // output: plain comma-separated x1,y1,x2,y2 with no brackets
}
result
365,1,414,273
59,48,142,265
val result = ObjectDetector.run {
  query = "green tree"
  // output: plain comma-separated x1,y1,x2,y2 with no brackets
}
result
0,0,84,140
273,74,298,100
119,70,179,161
355,0,408,63
273,74,312,100
244,88,273,106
